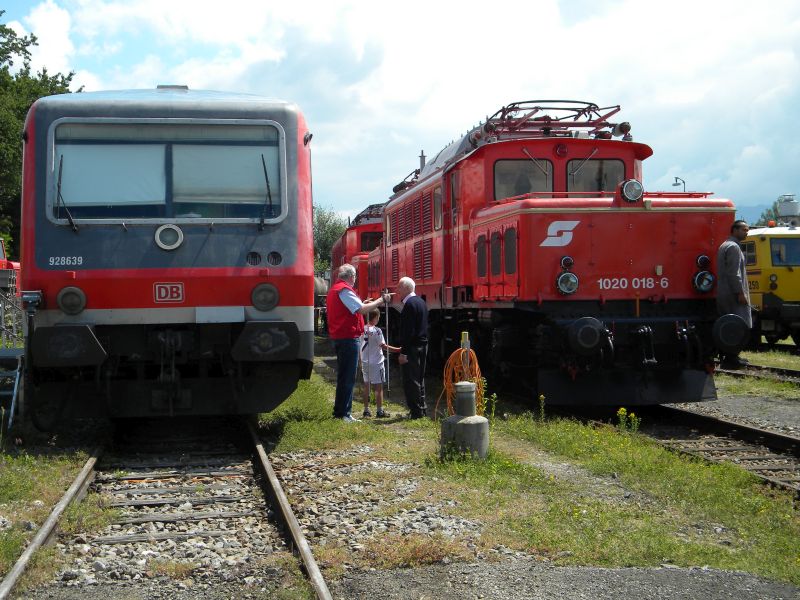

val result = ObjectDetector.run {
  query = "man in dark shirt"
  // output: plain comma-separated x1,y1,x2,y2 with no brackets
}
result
386,276,428,419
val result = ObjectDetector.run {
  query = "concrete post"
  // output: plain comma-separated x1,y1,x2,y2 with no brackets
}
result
440,381,489,459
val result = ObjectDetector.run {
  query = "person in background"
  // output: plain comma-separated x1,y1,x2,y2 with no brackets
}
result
360,309,389,418
385,276,428,419
326,264,391,422
716,219,752,368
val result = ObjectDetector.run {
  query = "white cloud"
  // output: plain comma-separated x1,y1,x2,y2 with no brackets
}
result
10,0,800,211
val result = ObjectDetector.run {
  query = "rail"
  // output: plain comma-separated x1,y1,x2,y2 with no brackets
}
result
0,448,101,600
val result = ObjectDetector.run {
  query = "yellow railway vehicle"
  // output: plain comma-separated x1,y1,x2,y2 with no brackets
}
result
744,196,800,346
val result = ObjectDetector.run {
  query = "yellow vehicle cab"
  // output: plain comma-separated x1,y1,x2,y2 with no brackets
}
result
744,195,800,345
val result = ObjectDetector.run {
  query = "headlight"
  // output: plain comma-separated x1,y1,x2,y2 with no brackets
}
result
57,286,86,315
769,274,778,282
621,179,644,203
560,256,574,270
693,271,715,293
556,272,579,295
696,255,711,269
251,283,280,311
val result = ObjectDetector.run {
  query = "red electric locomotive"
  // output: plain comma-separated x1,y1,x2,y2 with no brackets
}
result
367,101,745,405
330,203,384,299
20,87,314,424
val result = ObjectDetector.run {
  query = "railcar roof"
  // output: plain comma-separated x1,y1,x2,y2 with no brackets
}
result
748,226,800,237
34,87,296,112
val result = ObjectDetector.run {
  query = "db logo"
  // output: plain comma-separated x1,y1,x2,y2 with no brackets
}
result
154,282,184,303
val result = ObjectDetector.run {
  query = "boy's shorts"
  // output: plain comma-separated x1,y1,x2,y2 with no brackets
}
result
361,362,385,385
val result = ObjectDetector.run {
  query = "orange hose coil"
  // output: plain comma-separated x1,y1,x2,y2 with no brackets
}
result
436,347,484,417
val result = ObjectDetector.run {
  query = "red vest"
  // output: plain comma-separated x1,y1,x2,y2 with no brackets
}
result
326,279,365,339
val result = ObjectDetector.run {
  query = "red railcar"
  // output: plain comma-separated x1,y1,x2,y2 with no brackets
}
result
366,101,744,405
20,88,315,423
330,203,384,299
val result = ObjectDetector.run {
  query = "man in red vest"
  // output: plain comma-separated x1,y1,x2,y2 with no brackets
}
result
327,264,391,422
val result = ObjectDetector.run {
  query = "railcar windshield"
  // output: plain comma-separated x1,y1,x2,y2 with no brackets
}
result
770,238,800,266
567,159,624,193
494,159,553,200
50,121,284,222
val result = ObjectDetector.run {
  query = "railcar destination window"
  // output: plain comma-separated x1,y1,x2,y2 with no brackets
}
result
49,120,285,222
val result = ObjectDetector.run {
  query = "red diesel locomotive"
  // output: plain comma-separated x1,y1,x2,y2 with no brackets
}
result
20,87,314,423
330,203,384,300
364,100,743,405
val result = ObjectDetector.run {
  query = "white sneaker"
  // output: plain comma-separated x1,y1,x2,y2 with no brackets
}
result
342,415,361,423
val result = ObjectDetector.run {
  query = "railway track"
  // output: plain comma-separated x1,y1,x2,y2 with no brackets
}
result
645,405,800,495
0,418,331,600
715,361,800,384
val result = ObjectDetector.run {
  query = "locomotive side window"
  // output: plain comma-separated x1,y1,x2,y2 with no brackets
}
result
476,234,487,277
770,239,800,266
494,159,552,200
360,231,382,252
490,232,502,276
741,241,756,266
433,186,442,230
567,159,624,193
504,228,517,274
50,121,285,222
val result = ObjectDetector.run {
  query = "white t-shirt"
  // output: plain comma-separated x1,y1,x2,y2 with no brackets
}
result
360,325,385,366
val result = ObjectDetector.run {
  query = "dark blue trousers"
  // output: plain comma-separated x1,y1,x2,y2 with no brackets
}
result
333,338,359,418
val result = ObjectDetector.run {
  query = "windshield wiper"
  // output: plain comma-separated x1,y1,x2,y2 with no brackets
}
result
521,147,550,177
259,154,275,231
568,147,599,177
56,155,78,232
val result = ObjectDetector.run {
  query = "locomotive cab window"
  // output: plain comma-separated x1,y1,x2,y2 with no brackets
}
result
567,159,624,193
361,231,382,252
770,239,800,266
49,120,287,224
494,159,552,200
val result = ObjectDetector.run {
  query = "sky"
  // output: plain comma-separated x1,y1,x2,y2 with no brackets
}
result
3,0,800,223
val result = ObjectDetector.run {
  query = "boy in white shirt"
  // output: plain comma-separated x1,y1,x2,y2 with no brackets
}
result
360,310,389,418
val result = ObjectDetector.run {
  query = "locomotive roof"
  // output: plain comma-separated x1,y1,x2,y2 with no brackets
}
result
33,87,298,115
392,100,652,198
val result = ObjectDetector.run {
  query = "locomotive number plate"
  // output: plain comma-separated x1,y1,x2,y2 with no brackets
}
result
48,256,83,266
597,277,669,290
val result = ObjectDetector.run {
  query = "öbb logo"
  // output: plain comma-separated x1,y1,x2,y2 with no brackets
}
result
540,220,580,247
154,282,184,303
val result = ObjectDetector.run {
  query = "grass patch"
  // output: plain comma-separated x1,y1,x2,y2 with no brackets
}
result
147,559,199,580
259,374,402,453
741,348,800,370
0,450,92,578
364,533,470,568
714,373,800,400
495,416,800,583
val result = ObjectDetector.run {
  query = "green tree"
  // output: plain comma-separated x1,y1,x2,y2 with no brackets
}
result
313,204,346,273
0,11,74,257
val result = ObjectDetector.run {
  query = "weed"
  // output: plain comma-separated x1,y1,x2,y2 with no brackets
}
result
147,559,198,580
364,533,469,568
538,394,546,422
615,407,641,432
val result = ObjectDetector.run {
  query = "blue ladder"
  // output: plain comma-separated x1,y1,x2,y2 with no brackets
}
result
0,350,23,435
